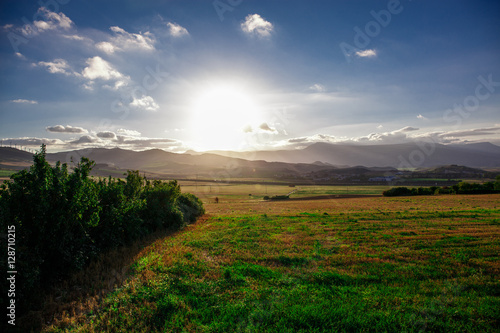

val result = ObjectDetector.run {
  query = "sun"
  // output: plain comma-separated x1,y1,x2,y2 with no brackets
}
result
188,82,263,151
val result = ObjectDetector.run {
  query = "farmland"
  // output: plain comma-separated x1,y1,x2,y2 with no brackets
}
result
37,184,500,332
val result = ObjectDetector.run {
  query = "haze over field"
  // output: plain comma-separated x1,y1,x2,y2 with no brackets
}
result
1,0,499,158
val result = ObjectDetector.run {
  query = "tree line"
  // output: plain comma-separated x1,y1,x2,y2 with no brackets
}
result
383,177,500,197
0,145,204,309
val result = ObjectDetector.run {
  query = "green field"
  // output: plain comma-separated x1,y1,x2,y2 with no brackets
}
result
42,190,500,332
179,183,391,202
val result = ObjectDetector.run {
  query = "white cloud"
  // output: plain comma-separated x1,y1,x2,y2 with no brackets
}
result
436,126,500,138
355,127,419,144
2,132,184,152
71,135,99,144
14,52,26,59
103,79,128,91
309,84,326,93
37,58,73,75
82,82,95,91
46,125,88,134
96,41,116,54
275,126,421,148
275,125,500,149
377,125,383,129
81,56,125,81
167,22,189,37
2,137,65,147
114,136,181,149
117,129,141,137
62,34,85,40
21,7,73,36
97,26,155,54
241,14,274,38
11,99,38,104
417,114,428,120
259,123,277,133
355,49,377,58
130,95,159,111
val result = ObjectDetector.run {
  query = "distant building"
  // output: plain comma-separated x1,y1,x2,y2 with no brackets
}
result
369,176,396,182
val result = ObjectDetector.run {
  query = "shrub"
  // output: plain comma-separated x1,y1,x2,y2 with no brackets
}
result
177,192,205,223
383,182,500,197
436,186,454,194
0,146,101,302
0,145,205,312
270,195,290,200
142,180,184,230
382,187,413,197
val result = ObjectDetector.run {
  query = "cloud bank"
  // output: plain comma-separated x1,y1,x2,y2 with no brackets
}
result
46,125,88,134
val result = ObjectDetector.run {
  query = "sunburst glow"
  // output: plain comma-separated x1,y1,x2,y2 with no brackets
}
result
188,83,263,151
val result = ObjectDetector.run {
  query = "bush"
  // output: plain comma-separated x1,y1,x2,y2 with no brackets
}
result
383,181,500,197
454,181,498,194
177,192,205,223
436,186,454,194
0,147,101,303
382,187,413,197
270,195,290,200
0,145,205,312
142,180,184,230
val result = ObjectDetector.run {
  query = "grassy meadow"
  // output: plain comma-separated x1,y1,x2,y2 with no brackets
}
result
41,185,500,332
179,182,391,200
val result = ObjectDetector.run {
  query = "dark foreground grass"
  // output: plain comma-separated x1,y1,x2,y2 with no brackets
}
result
44,205,500,332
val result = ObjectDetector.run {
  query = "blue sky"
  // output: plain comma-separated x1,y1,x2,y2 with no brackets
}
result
1,0,499,152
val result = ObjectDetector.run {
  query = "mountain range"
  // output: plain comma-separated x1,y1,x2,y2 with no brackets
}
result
205,142,500,168
0,142,499,180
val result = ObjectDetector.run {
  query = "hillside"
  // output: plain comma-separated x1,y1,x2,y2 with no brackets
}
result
207,142,500,168
45,148,338,179
0,147,34,170
1,141,499,180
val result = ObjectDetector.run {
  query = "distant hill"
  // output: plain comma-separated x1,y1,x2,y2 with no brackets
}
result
45,147,338,179
1,141,499,180
0,147,33,162
207,142,500,168
0,147,33,170
417,165,486,174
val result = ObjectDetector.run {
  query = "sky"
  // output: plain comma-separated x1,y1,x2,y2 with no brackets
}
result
0,0,499,153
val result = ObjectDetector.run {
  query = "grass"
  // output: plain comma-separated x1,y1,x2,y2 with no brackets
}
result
178,183,390,203
39,193,500,332
292,185,391,197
